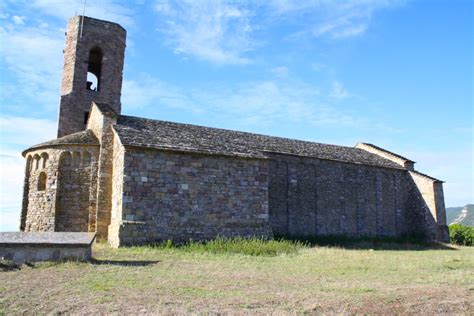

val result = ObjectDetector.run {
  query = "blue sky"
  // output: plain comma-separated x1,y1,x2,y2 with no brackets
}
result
0,0,472,231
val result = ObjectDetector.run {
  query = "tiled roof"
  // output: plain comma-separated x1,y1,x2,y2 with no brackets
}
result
114,115,404,169
23,129,99,155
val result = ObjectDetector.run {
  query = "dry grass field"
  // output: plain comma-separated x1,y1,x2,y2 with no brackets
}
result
1,241,473,314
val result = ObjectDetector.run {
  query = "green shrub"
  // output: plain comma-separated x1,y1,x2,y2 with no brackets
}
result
184,237,308,256
449,224,474,246
155,237,307,256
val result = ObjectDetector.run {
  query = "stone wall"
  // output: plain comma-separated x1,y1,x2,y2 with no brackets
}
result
23,150,60,232
22,146,99,233
105,146,446,246
268,154,413,238
108,131,125,247
93,123,117,241
0,232,95,264
113,148,271,246
58,16,126,137
85,102,119,240
408,171,449,242
0,245,92,264
55,148,99,232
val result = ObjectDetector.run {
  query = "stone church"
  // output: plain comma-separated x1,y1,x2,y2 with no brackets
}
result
20,16,449,247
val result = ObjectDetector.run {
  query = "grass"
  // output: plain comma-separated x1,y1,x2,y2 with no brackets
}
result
0,239,473,314
152,236,307,256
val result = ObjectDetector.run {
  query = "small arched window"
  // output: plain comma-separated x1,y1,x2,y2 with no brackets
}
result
33,154,40,171
26,156,32,175
41,153,49,169
60,151,72,168
37,172,47,191
87,47,102,92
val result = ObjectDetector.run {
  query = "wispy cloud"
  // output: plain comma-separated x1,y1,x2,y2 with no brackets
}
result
0,1,135,113
0,116,56,232
0,116,56,149
266,0,405,39
0,152,24,231
152,0,405,64
330,80,349,99
12,15,25,25
271,66,289,78
154,0,254,64
0,23,63,111
122,73,386,131
122,74,203,113
311,18,368,39
27,0,134,27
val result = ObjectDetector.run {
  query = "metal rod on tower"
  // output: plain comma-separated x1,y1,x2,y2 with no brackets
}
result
80,0,87,38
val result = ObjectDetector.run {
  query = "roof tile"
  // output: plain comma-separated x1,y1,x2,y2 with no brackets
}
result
115,115,404,169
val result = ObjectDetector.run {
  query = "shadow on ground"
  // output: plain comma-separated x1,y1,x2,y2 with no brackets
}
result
0,260,22,271
90,259,160,266
278,235,457,251
0,259,160,271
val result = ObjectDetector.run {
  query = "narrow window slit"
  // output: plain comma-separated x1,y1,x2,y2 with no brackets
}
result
84,111,90,125
37,172,47,191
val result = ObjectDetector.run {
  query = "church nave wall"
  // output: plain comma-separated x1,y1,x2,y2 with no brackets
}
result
112,148,272,246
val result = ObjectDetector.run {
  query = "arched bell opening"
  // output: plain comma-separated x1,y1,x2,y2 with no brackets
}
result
86,47,102,92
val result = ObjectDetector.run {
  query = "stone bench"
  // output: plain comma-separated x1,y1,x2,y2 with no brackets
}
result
0,232,96,264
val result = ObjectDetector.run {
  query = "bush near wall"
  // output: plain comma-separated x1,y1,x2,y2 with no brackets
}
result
153,237,307,256
449,224,474,246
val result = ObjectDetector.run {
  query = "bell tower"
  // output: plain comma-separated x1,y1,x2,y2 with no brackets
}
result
57,16,126,137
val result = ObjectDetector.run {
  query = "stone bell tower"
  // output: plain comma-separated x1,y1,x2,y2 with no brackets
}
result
57,16,126,137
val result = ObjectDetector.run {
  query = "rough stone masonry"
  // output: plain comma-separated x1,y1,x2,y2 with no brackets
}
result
19,16,449,247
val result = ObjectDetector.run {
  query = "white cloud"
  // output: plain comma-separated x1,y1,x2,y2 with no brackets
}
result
271,66,289,77
0,24,63,110
123,73,373,130
152,0,405,64
0,208,21,232
0,154,24,232
0,1,137,112
0,116,56,232
330,80,349,99
312,18,368,39
12,15,25,25
122,75,202,113
27,0,134,28
268,0,405,39
153,0,254,64
0,116,57,148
